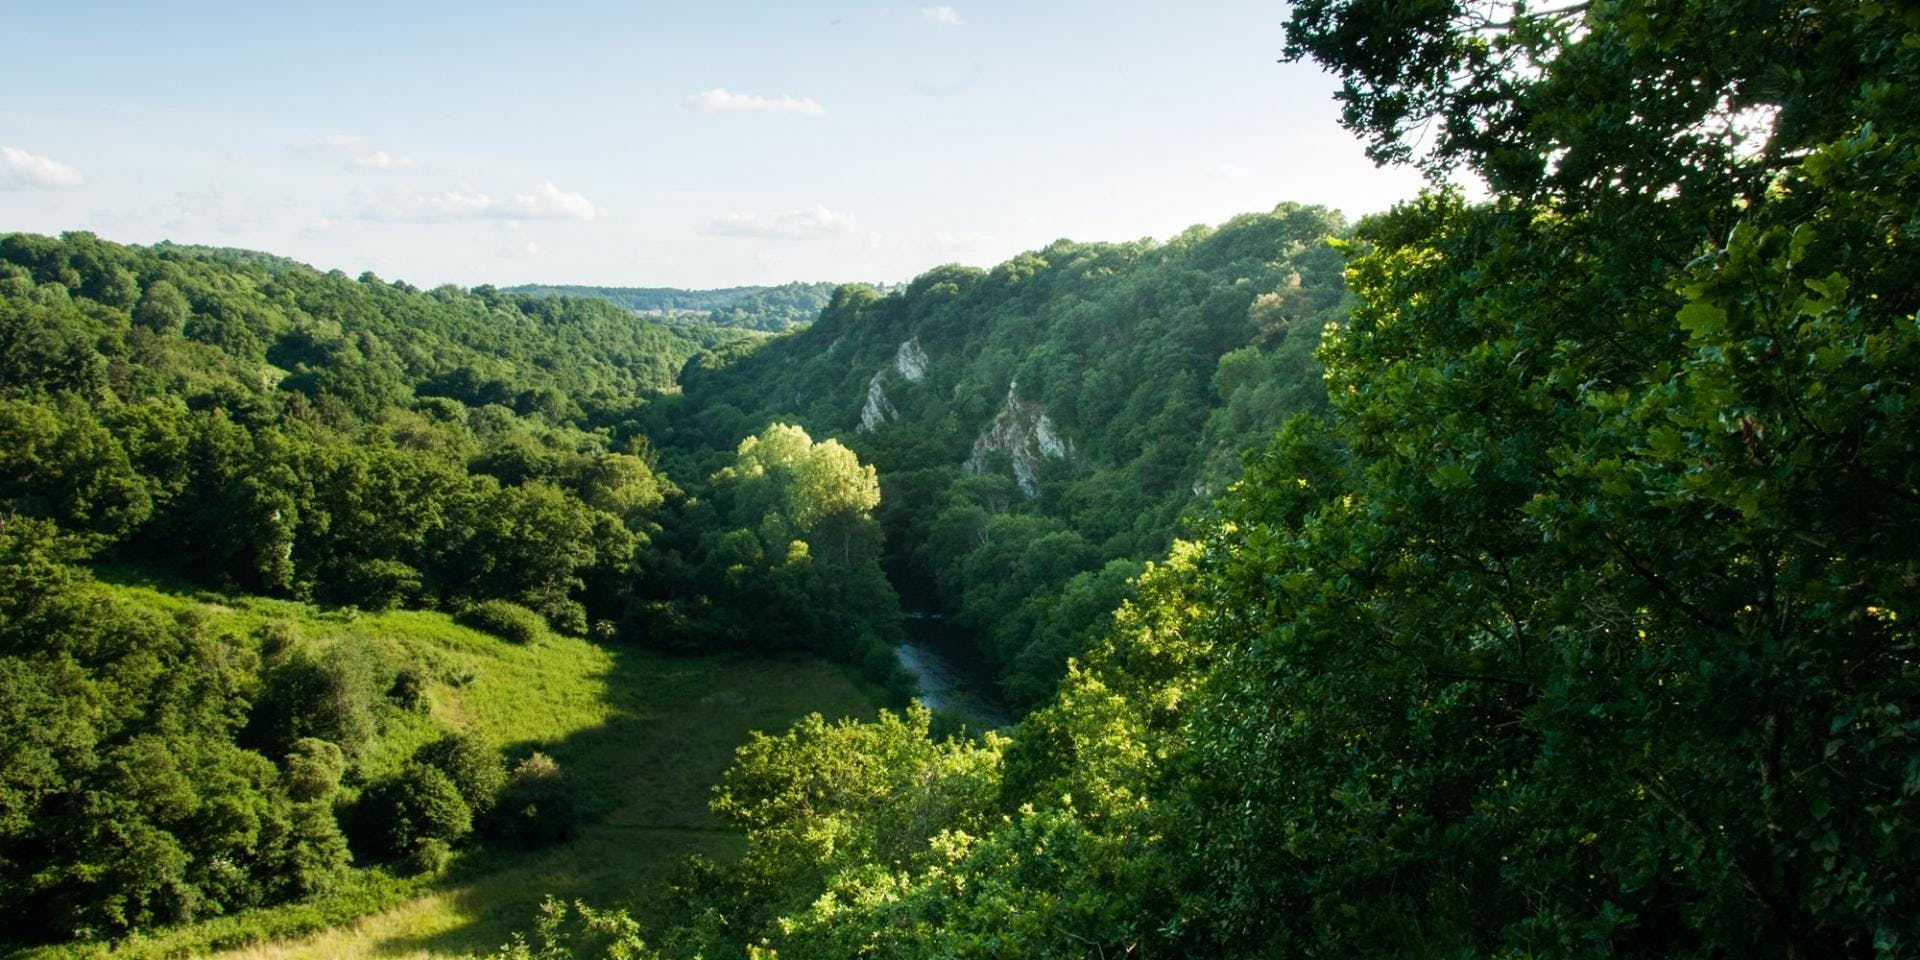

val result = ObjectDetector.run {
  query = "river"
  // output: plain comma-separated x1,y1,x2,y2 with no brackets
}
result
895,612,1013,729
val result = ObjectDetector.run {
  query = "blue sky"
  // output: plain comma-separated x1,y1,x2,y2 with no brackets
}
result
0,1,1430,288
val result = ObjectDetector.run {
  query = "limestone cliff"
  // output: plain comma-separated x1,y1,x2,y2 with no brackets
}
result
857,338,929,433
963,381,1072,498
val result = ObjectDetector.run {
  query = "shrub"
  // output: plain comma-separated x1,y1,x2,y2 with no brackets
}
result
355,761,472,860
458,599,545,645
261,800,352,899
249,643,382,755
254,619,299,662
490,752,577,847
413,730,505,815
534,597,590,637
389,664,431,712
404,837,452,876
284,737,346,802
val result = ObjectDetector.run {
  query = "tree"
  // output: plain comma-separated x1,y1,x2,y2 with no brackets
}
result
413,730,505,816
356,761,473,862
491,752,577,847
579,452,667,526
699,424,896,654
1151,3,1920,954
133,280,190,334
249,644,381,757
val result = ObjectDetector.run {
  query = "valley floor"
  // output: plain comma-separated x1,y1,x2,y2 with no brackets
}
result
10,579,880,960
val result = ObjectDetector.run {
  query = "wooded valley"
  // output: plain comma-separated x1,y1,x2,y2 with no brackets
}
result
2,1,1916,958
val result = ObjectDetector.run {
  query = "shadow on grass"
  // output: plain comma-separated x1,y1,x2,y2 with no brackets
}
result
26,567,883,960
361,650,879,959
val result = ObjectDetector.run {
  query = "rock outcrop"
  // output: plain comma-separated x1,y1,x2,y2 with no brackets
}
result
963,381,1071,497
857,338,931,433
859,370,898,432
893,337,928,382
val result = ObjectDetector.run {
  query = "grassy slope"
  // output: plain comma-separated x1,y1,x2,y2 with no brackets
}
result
13,577,880,960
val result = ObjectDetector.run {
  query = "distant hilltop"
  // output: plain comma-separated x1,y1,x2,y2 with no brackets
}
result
507,280,895,332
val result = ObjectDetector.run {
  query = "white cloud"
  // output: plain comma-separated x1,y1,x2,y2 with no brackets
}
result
921,5,964,26
354,150,409,171
496,181,604,220
709,205,864,239
921,6,967,26
353,181,604,222
678,88,827,117
2,146,84,189
300,133,415,171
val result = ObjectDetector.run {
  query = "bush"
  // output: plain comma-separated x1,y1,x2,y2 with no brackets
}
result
284,737,347,802
249,643,383,755
355,761,472,860
389,665,431,713
413,730,505,815
458,599,546,645
537,597,589,637
254,619,299,662
261,800,353,899
490,752,577,847
404,837,452,876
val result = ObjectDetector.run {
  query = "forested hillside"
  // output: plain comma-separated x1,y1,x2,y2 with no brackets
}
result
0,207,1357,953
552,2,1915,958
0,234,900,950
507,282,843,332
6,1,1918,956
643,203,1350,706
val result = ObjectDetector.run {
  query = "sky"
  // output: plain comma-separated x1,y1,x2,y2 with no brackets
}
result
0,1,1433,289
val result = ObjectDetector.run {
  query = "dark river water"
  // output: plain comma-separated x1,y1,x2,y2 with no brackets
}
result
895,613,1013,729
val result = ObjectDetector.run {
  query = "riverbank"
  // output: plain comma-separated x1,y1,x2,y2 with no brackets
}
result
894,613,1013,730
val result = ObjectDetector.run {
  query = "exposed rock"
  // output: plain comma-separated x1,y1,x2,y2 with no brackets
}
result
894,337,928,382
964,381,1072,498
858,370,897,433
857,338,930,433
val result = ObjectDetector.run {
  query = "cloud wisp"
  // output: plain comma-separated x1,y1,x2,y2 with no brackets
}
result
2,146,84,189
921,6,964,27
678,88,828,117
709,205,863,240
354,181,605,223
302,134,416,171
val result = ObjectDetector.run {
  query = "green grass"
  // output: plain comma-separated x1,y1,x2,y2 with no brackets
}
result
9,573,883,960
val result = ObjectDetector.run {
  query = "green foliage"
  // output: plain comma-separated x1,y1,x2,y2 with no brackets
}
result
6,574,879,958
249,642,384,757
490,752,577,847
583,4,1920,958
284,738,347,802
0,233,697,639
389,664,432,713
0,518,351,937
406,837,454,876
655,203,1350,705
133,279,190,334
475,896,656,960
458,599,547,646
645,423,898,664
662,705,1004,958
262,800,354,901
356,761,474,864
413,730,506,816
508,280,845,332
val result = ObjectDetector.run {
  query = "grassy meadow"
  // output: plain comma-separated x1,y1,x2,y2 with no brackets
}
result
9,572,882,960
